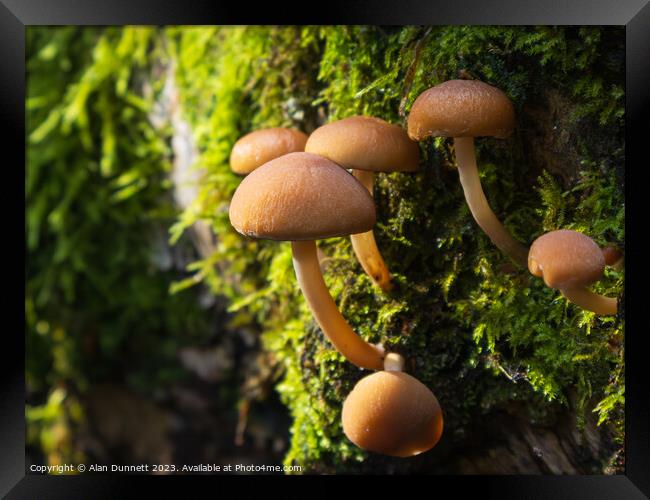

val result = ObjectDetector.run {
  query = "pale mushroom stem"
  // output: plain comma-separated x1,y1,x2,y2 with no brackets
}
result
291,240,385,370
453,137,529,266
560,287,618,316
350,169,392,291
383,352,405,372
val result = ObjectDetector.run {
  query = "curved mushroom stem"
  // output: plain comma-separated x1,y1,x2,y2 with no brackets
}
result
559,287,618,315
453,137,529,267
350,169,392,291
383,352,405,372
291,240,385,370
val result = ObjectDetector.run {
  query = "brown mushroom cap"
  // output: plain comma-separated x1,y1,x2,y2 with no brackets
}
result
230,128,308,175
407,80,515,140
528,229,605,289
305,116,419,172
342,371,443,457
229,152,376,241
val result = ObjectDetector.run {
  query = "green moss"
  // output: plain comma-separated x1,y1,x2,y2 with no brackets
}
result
26,27,213,466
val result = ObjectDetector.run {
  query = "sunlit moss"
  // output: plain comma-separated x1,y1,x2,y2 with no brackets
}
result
26,27,213,466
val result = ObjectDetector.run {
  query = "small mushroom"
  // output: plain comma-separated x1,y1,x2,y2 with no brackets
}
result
407,79,529,266
230,127,331,267
342,354,443,457
305,116,419,291
229,152,385,370
528,229,617,315
229,127,308,175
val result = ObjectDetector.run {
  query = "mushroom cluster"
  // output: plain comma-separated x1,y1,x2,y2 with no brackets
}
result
229,150,441,457
226,78,621,458
406,79,619,315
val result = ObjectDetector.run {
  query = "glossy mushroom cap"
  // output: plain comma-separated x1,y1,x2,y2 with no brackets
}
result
230,128,308,175
407,79,515,140
305,116,419,172
229,152,376,241
528,229,605,289
342,371,443,457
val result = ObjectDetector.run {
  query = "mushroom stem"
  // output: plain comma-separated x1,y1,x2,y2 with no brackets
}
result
383,352,405,372
350,169,392,291
560,287,618,316
453,137,529,266
291,240,385,370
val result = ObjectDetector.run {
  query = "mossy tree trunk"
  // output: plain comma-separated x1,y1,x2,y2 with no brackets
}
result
27,26,624,474
167,26,624,474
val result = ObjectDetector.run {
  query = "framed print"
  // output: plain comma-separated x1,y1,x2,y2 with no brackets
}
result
3,0,649,497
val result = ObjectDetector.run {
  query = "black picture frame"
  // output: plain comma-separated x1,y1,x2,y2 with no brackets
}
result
3,0,649,497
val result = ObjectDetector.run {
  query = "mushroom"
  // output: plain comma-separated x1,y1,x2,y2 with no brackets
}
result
407,79,529,266
229,127,308,175
229,152,385,370
342,352,443,457
528,229,618,315
230,127,333,266
305,116,420,291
